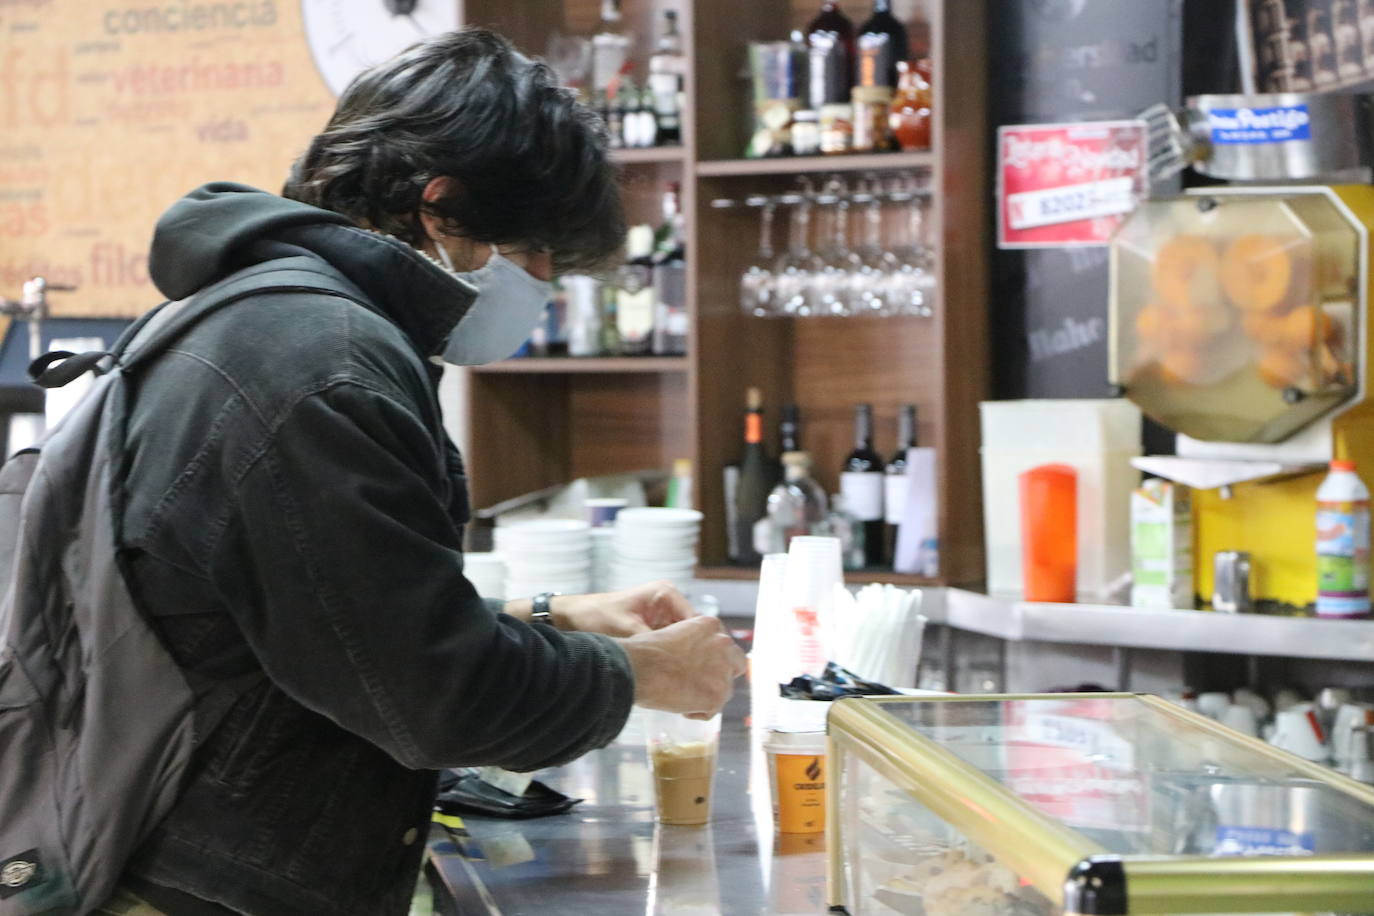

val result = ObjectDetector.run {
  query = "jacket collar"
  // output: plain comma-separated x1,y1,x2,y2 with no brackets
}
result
272,223,477,358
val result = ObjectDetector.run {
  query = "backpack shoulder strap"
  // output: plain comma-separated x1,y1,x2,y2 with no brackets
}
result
118,258,371,372
27,259,372,391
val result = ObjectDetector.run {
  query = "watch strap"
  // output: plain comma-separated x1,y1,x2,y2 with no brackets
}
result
531,591,558,627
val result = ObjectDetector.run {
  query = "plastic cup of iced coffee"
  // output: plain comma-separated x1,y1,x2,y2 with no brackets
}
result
645,709,721,826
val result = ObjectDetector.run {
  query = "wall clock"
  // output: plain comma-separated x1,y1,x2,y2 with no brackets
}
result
301,0,461,96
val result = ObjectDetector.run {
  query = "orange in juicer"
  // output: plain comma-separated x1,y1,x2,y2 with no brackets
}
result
1152,235,1220,309
1221,234,1294,312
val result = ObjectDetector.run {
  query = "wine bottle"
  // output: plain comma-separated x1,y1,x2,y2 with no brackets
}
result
731,387,779,565
651,185,687,355
779,403,802,454
648,9,684,146
806,1,855,110
884,403,917,558
591,0,631,93
615,225,656,355
840,403,886,567
856,0,909,89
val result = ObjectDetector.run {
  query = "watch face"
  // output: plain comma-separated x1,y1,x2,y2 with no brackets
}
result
301,0,461,96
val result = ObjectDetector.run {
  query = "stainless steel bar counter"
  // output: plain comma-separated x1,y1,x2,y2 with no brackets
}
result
425,683,829,915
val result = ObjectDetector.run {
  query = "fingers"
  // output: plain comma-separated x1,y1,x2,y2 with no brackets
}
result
620,616,652,637
652,581,697,622
725,640,748,678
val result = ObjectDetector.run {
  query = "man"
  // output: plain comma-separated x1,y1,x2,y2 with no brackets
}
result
98,28,745,916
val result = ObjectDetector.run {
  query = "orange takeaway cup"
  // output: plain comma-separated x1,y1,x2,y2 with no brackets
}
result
1019,463,1077,603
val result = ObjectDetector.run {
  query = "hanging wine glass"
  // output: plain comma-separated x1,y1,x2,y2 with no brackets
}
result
739,195,777,317
880,176,936,317
903,193,937,318
811,178,860,317
846,178,890,315
773,193,823,316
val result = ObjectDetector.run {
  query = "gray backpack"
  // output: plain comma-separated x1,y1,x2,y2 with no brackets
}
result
0,262,360,915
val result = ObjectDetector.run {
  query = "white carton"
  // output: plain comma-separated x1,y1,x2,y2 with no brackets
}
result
1129,478,1193,609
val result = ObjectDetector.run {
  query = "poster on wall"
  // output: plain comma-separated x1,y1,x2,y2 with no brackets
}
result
0,1,459,319
997,120,1148,249
1249,0,1374,93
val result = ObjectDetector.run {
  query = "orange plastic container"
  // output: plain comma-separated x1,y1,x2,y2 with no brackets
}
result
1019,464,1078,602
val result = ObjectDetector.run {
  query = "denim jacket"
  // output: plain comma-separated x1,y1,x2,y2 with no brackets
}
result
118,184,634,915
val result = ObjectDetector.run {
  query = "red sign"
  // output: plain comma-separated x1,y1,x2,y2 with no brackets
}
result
997,120,1148,249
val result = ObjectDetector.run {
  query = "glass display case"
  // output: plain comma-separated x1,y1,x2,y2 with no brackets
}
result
826,694,1374,915
1109,188,1363,444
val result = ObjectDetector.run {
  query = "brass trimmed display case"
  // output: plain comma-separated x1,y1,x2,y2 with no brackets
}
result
826,693,1374,915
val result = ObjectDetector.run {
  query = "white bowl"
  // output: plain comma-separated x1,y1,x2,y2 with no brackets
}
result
497,542,591,559
495,521,592,548
614,508,703,528
614,543,697,560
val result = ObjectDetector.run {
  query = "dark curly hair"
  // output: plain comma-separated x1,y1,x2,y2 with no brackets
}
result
283,28,624,274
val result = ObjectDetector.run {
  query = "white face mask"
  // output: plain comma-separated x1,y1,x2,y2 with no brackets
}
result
436,243,552,366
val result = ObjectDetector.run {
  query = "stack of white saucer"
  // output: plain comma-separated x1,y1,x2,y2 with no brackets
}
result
495,520,591,598
609,508,701,589
463,552,506,600
589,527,616,593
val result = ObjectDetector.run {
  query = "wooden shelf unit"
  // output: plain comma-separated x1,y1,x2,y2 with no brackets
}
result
696,151,935,176
473,357,689,374
612,146,690,165
457,0,988,586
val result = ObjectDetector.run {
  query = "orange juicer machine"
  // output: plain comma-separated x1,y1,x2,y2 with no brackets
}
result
1109,184,1374,613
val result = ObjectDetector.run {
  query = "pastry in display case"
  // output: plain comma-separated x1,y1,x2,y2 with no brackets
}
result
826,694,1374,915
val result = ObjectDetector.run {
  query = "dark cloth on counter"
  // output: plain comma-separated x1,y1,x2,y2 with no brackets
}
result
119,183,634,916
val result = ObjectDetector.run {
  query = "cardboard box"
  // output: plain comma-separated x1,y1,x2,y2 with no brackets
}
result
1130,478,1193,609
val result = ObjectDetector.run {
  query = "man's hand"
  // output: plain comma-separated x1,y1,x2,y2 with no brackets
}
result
618,616,747,718
541,580,697,637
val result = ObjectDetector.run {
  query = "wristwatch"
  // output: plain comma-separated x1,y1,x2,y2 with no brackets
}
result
531,591,560,627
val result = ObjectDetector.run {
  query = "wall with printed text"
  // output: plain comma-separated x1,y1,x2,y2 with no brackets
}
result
0,0,338,317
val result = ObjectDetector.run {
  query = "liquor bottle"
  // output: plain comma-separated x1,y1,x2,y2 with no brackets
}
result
667,457,694,509
856,0,909,88
598,277,622,355
636,83,660,148
765,451,829,553
827,494,867,571
731,387,780,565
616,224,656,355
605,86,625,149
651,185,687,355
617,77,642,148
840,403,886,567
806,1,855,110
591,0,631,93
648,9,684,146
779,403,802,454
621,80,657,149
884,404,917,557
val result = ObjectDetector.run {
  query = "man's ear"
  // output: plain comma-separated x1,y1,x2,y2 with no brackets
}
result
419,176,457,241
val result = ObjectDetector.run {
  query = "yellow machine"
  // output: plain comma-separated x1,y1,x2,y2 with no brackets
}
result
1110,185,1374,612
